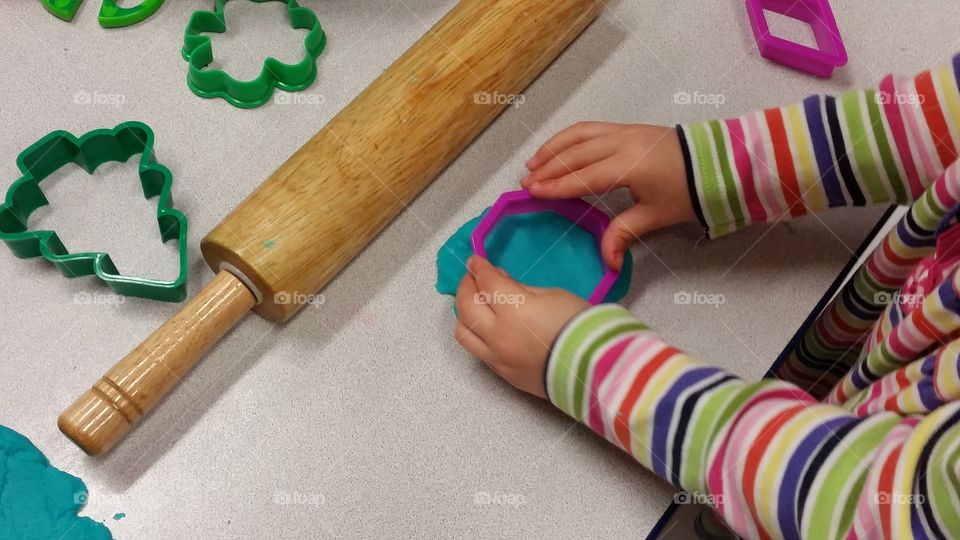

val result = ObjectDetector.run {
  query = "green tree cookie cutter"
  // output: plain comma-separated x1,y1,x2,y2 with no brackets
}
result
41,0,166,28
0,122,189,302
182,0,327,109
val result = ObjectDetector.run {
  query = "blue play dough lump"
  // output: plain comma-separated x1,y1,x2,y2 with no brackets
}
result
0,425,112,540
436,209,633,303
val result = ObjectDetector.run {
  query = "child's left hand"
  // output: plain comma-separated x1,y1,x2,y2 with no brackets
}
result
455,256,589,398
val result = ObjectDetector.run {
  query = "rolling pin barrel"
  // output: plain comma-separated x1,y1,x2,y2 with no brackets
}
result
200,0,606,322
59,0,605,455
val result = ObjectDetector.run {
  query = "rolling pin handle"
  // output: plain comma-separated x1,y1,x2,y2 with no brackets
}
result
58,270,257,455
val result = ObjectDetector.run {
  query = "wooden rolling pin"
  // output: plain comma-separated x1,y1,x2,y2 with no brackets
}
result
58,0,605,455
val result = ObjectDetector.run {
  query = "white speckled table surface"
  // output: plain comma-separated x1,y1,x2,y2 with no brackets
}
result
0,1,956,538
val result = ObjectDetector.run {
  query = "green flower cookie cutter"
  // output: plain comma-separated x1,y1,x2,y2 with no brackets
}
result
0,122,189,302
41,0,166,28
182,0,327,109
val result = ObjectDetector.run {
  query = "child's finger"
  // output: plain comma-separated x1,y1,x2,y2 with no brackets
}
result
468,257,526,312
454,322,494,364
601,206,660,271
456,273,495,334
525,161,622,200
527,122,621,170
521,137,617,187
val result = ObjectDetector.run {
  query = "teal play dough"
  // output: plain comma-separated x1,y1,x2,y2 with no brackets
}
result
0,425,112,540
436,209,633,303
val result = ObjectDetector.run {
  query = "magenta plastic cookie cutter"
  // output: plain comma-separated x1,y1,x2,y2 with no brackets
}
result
470,190,621,305
745,0,848,78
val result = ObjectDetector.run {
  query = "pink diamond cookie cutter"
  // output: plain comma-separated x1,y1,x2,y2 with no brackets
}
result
745,0,848,78
470,190,621,305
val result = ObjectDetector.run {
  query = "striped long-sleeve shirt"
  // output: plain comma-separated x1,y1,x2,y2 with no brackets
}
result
546,55,960,539
681,55,960,238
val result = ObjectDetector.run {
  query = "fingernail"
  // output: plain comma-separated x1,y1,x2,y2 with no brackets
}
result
610,251,623,272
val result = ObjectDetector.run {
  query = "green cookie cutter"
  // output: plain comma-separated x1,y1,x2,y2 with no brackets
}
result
182,0,327,109
41,0,166,28
0,122,189,302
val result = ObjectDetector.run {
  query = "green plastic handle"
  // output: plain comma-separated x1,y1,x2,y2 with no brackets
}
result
40,0,165,28
99,0,165,28
41,0,84,21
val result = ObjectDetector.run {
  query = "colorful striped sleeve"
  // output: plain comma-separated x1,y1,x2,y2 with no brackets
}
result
679,53,960,238
546,304,960,539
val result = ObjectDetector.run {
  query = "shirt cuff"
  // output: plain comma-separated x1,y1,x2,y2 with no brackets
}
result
544,304,647,420
677,122,747,238
677,125,710,237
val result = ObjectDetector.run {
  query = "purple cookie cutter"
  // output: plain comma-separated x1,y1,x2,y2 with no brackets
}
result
745,0,847,78
470,190,621,305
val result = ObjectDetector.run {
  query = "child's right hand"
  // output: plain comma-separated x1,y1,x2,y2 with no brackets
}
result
520,123,695,270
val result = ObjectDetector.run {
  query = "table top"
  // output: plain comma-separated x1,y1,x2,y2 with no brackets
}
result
0,1,955,537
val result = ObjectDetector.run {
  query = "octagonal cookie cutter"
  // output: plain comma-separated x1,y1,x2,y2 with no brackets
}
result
41,0,166,28
470,190,621,305
182,0,327,109
745,0,847,78
0,122,189,302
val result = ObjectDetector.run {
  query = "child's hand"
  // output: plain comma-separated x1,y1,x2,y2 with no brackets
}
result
521,123,694,270
455,257,589,399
